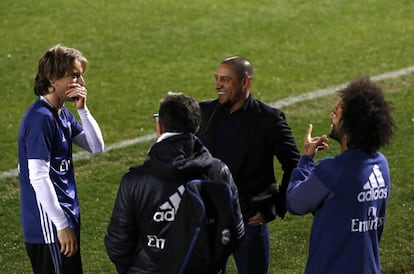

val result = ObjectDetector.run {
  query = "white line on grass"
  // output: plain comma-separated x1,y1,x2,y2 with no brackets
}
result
271,66,414,108
2,66,414,180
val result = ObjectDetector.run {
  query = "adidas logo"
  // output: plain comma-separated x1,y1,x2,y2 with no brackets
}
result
153,185,185,222
357,165,388,202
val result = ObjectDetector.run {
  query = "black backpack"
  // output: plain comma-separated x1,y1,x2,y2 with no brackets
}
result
160,179,241,274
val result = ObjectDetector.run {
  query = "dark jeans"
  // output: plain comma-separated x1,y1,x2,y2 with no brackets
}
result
233,223,270,274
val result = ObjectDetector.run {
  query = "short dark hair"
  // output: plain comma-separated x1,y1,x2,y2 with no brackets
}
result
221,56,253,80
158,92,201,134
339,77,396,152
34,44,88,96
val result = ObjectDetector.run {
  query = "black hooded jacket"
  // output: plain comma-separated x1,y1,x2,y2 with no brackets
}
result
105,133,244,274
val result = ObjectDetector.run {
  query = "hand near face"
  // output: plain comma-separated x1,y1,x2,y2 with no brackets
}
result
303,124,329,158
66,83,87,109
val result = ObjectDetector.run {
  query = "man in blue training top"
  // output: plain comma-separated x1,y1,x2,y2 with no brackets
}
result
286,77,396,273
18,45,104,274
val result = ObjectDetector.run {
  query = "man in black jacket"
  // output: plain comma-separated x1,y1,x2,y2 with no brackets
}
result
197,57,300,274
105,92,244,273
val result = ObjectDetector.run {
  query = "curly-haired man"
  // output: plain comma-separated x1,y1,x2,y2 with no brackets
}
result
286,77,396,273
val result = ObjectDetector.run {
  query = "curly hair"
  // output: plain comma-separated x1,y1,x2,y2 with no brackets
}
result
339,77,396,152
34,44,88,96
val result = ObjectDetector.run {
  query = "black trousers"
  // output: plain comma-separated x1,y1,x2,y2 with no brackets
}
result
25,243,82,274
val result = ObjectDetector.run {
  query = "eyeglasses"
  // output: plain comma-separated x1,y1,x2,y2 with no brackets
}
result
153,113,159,120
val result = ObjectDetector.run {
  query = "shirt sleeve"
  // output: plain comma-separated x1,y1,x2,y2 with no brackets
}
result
73,106,104,154
105,172,137,271
220,163,245,241
286,156,332,215
28,159,69,230
272,110,301,189
25,112,54,161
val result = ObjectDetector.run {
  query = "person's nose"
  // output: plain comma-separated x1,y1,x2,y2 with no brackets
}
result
329,112,336,119
215,80,222,90
77,75,85,86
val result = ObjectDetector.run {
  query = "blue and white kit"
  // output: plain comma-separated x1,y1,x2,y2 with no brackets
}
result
18,97,103,244
287,149,390,273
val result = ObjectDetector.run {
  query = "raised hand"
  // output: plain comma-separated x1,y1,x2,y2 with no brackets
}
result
303,124,329,158
66,83,87,109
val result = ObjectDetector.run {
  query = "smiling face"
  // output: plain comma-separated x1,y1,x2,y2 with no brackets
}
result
214,63,249,112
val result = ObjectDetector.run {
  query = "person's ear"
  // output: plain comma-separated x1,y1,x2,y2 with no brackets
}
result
156,119,165,137
242,76,251,90
47,74,56,88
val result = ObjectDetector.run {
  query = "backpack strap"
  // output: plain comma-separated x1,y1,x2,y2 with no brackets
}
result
161,179,235,274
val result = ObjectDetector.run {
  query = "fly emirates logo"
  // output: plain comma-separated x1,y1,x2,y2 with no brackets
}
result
350,165,388,233
357,165,388,202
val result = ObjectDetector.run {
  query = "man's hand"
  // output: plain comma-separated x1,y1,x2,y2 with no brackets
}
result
57,226,78,257
303,124,329,158
66,83,87,109
248,212,266,226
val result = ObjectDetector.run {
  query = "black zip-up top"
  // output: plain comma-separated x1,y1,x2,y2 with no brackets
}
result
105,133,244,274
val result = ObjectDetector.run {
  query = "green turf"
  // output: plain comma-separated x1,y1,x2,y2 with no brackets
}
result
1,0,413,273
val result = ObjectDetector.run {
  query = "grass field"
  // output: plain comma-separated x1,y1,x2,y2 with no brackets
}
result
1,0,413,273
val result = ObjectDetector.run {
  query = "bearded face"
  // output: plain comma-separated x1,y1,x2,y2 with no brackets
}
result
215,64,249,112
329,100,344,143
329,122,342,142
